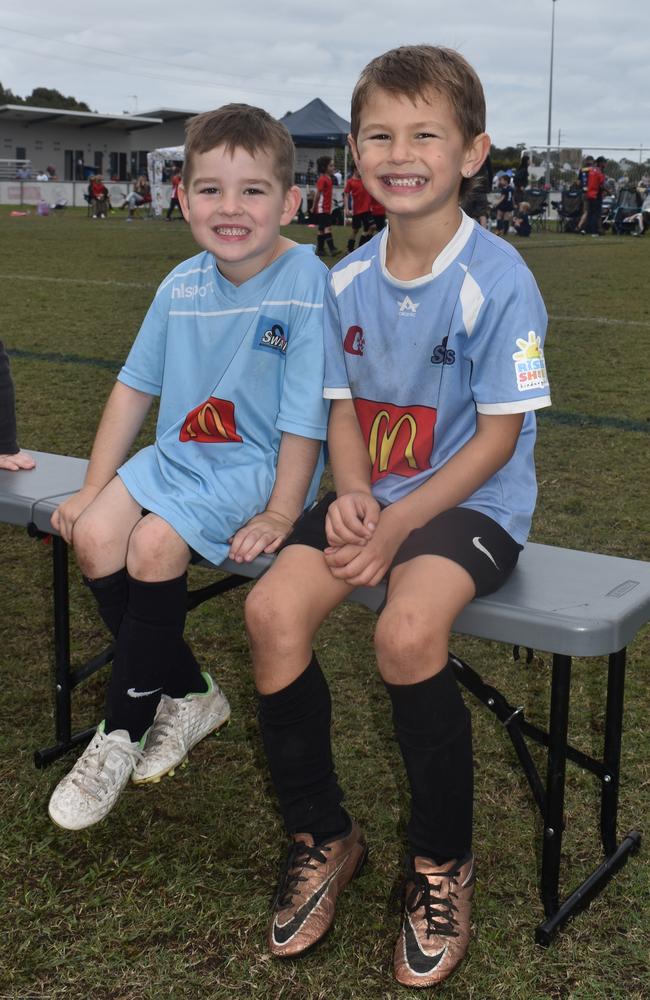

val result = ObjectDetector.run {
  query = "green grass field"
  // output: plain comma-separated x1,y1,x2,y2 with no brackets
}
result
1,208,648,999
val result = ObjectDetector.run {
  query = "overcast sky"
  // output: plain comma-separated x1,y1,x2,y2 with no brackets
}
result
1,1,648,156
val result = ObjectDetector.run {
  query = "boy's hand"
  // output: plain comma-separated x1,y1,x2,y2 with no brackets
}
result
228,510,294,564
324,509,406,587
0,450,36,472
51,485,101,544
325,491,380,547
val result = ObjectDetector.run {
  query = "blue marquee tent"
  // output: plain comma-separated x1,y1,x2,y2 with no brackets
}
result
279,98,350,146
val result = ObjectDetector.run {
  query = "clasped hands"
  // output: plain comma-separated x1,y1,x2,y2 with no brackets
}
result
324,491,404,588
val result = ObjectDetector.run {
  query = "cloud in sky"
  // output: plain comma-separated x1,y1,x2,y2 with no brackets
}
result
1,0,648,155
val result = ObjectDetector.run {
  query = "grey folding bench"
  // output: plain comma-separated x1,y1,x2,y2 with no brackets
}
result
2,450,649,946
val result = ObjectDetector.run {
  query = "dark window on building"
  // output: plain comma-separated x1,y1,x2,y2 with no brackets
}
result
109,152,128,181
130,149,148,178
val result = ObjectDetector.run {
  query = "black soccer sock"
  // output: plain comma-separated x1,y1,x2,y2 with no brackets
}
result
385,661,473,861
347,237,355,253
316,234,326,254
84,568,129,639
105,573,206,739
326,236,336,253
257,654,346,837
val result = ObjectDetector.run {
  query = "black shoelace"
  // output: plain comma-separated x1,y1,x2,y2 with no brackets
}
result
275,840,331,910
404,866,461,939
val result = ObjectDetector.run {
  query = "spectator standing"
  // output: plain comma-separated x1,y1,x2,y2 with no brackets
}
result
494,173,514,235
166,166,183,221
513,153,529,209
344,167,373,253
585,156,606,237
311,156,339,257
0,340,35,471
368,194,386,232
576,155,594,233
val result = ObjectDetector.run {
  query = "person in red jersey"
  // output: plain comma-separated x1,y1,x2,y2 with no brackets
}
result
344,166,373,252
166,166,183,221
369,193,386,232
586,156,607,236
311,156,339,256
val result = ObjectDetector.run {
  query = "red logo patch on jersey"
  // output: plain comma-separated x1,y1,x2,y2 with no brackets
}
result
180,397,243,444
354,398,436,481
344,325,365,356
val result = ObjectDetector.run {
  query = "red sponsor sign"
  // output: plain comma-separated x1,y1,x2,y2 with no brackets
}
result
353,398,436,481
179,396,243,444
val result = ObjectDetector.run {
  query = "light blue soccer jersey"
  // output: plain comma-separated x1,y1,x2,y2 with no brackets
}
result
323,212,551,544
117,244,329,563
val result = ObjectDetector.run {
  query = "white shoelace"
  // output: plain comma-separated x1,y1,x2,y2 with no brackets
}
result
71,732,143,801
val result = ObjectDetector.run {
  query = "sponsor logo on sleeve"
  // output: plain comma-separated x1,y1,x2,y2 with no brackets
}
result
512,331,548,391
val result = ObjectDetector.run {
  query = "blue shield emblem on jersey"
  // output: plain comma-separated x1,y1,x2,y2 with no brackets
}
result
253,315,288,359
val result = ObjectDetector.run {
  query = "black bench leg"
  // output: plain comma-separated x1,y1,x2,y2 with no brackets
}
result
34,536,94,767
539,653,572,926
602,649,627,853
535,649,642,945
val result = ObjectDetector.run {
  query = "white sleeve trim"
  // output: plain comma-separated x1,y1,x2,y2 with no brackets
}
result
477,395,552,415
324,387,352,399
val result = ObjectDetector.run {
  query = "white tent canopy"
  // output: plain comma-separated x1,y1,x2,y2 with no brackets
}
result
146,145,184,216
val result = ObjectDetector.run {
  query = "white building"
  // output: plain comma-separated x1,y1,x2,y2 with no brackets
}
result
0,104,197,181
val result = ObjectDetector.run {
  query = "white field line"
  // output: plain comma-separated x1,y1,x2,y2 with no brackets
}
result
548,314,649,328
0,272,155,290
1,273,648,329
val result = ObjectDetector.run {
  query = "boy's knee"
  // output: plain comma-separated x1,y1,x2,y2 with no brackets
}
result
126,516,189,581
73,510,122,577
245,581,291,647
374,604,446,681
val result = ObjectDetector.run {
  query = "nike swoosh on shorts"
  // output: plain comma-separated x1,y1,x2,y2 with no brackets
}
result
471,536,499,569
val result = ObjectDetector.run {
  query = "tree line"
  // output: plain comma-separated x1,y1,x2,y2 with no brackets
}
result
0,82,91,112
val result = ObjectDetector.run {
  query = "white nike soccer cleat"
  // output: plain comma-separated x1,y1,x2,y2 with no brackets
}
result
48,723,143,831
131,672,230,784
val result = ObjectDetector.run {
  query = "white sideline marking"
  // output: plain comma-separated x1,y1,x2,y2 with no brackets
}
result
548,314,648,328
0,273,154,290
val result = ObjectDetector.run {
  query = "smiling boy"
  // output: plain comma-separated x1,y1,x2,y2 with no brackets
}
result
245,46,551,987
47,104,329,832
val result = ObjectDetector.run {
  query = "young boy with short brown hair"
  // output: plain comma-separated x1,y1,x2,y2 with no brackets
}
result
48,103,329,832
246,45,551,987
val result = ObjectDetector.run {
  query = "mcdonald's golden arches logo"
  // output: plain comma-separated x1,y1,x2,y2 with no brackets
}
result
354,399,436,481
179,396,243,444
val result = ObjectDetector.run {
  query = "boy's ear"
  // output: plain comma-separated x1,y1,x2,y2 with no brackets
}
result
178,183,191,223
463,132,491,180
280,185,302,226
348,134,361,170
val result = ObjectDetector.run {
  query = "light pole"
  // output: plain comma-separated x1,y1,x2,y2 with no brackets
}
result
545,0,558,197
